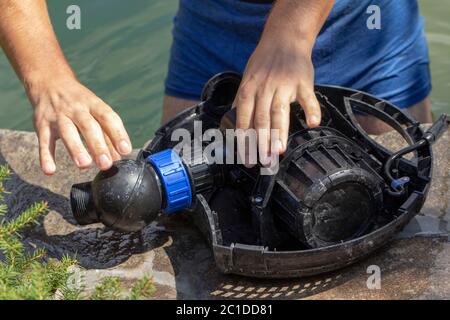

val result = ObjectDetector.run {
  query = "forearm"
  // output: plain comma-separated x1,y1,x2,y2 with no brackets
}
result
262,0,335,53
0,0,74,86
0,0,131,174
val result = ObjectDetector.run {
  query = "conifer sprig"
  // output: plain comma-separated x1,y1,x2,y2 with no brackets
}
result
0,164,155,300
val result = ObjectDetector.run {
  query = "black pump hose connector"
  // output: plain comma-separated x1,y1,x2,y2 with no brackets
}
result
70,159,164,232
70,147,220,232
384,114,449,196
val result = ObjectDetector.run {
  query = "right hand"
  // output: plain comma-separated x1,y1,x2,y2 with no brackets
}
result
26,75,132,175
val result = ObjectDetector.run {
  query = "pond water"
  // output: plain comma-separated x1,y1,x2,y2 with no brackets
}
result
0,0,448,147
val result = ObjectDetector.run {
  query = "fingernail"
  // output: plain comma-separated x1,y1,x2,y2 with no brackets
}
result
260,153,271,167
43,162,56,175
242,149,256,168
98,154,112,169
244,162,255,169
309,115,320,127
273,140,283,154
76,154,92,167
119,140,132,154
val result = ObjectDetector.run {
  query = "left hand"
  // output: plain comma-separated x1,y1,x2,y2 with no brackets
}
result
234,35,322,166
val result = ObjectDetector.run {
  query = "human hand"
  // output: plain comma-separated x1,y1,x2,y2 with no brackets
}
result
27,75,132,175
234,32,322,166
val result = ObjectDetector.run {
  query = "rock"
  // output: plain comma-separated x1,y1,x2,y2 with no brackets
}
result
373,126,450,238
0,127,449,299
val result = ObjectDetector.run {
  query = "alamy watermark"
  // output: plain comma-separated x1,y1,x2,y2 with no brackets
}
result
366,265,381,290
65,5,382,32
171,121,280,176
66,5,81,30
366,5,381,30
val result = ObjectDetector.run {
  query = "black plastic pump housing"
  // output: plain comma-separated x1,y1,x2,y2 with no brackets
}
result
70,72,448,278
71,159,162,232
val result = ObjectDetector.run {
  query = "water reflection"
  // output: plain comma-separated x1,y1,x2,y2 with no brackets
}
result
0,0,448,146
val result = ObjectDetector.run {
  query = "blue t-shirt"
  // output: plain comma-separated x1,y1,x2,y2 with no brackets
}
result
165,0,431,109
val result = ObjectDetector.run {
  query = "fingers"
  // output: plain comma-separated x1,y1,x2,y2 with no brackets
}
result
37,124,57,175
104,133,122,162
254,90,273,166
90,100,132,156
72,111,113,171
235,80,256,167
270,89,293,154
42,109,124,173
235,78,293,165
235,82,321,169
58,116,92,169
297,85,321,128
30,78,131,174
235,81,255,130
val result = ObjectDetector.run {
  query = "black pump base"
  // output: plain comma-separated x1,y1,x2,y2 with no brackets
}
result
137,72,435,279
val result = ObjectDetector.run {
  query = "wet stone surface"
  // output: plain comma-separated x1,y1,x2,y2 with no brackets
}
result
0,127,449,299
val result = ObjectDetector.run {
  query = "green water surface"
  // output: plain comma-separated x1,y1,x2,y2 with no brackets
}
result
0,0,448,147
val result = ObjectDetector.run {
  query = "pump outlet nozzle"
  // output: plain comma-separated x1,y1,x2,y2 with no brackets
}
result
70,147,216,232
70,159,163,232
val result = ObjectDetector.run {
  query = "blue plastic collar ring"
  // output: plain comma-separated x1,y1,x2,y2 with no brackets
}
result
146,149,193,213
391,176,410,191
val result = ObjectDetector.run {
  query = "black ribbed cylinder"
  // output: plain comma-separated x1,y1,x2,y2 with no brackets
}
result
70,182,99,225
